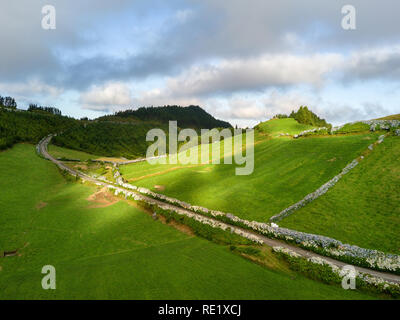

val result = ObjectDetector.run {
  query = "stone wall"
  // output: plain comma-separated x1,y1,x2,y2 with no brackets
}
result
269,159,359,222
269,134,386,222
332,119,400,133
293,127,328,138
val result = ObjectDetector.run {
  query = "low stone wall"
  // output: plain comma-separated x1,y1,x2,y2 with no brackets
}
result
332,119,400,133
270,134,386,222
269,159,359,222
293,127,328,138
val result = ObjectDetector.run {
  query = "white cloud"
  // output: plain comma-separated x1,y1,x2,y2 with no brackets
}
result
175,9,193,23
0,79,63,97
346,45,400,80
80,82,133,111
163,53,343,97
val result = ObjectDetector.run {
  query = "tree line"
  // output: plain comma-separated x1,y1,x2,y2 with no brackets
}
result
0,95,17,109
28,104,62,116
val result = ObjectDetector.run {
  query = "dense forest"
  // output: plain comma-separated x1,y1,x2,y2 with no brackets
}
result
0,108,78,150
274,106,330,127
52,121,168,158
98,105,232,129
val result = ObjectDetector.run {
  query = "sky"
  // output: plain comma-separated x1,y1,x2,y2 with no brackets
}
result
0,0,400,127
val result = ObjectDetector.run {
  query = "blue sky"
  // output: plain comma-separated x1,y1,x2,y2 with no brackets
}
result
0,0,400,127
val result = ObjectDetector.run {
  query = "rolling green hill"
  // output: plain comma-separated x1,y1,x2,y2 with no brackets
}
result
280,135,400,254
120,127,377,224
0,144,376,299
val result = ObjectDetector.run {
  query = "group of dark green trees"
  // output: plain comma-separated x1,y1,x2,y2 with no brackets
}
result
0,95,17,109
274,106,330,127
28,104,62,116
99,105,232,129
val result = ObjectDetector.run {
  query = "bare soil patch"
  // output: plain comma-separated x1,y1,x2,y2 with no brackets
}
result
73,164,88,170
154,185,165,191
36,201,48,210
87,187,120,208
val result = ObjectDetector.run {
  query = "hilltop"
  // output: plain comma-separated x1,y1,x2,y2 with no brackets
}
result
272,106,330,128
255,118,314,136
98,105,232,129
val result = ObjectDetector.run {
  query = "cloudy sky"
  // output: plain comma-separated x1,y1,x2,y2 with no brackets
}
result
1,0,400,127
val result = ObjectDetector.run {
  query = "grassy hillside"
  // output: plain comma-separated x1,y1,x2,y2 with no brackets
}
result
333,122,370,134
120,132,376,222
377,114,400,120
280,135,400,254
255,118,314,136
48,144,101,161
0,144,376,299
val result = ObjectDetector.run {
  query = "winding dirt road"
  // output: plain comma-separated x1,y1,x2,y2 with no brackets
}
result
38,135,400,284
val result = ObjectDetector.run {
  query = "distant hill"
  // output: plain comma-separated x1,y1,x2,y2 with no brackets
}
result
97,105,232,129
376,114,400,120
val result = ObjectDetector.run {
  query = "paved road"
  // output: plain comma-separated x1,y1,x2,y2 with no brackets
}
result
38,135,400,284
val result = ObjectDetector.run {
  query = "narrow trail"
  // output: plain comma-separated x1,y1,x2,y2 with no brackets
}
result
38,135,400,284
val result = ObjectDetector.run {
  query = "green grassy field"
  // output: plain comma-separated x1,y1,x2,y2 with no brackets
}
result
0,144,378,299
280,135,400,254
120,131,377,223
255,118,314,136
333,122,370,134
48,144,101,161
